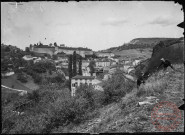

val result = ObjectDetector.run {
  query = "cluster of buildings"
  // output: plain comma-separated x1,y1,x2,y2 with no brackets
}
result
71,75,103,96
29,45,93,58
22,45,143,97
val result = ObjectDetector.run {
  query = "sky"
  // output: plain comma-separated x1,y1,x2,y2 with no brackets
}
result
1,1,184,51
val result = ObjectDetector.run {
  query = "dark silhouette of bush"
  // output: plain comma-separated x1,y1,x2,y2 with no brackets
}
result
17,73,28,83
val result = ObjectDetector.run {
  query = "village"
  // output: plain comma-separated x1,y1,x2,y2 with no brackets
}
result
1,2,184,134
2,44,142,96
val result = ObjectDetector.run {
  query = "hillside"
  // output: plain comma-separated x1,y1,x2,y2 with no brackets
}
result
129,38,179,45
70,64,184,133
1,74,39,93
134,37,184,77
113,48,153,60
103,37,181,53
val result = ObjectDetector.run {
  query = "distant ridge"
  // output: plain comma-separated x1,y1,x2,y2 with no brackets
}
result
101,37,181,52
129,37,178,45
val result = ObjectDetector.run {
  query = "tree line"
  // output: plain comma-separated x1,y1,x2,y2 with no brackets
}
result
68,51,82,90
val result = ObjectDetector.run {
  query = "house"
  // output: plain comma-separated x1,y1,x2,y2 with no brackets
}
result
109,58,119,63
71,75,95,96
1,71,15,77
18,67,25,69
120,65,127,73
92,79,104,91
56,52,68,62
71,75,104,96
103,73,112,80
22,55,34,61
108,68,117,74
82,60,90,69
33,57,42,63
56,65,62,69
96,60,111,67
82,69,91,76
132,59,141,67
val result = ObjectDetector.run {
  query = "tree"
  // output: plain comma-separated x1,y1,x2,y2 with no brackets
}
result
25,47,30,53
5,46,10,52
49,43,52,47
72,51,77,77
54,42,57,47
88,60,96,76
53,55,58,60
102,69,134,105
78,56,82,75
68,55,73,90
68,55,73,79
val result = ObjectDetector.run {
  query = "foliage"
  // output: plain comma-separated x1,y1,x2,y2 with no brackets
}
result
33,73,42,84
102,69,134,105
54,42,57,47
5,46,11,52
53,55,58,60
47,74,65,84
25,47,30,53
72,51,77,77
76,84,105,109
17,73,28,83
88,60,96,76
78,56,82,75
68,55,73,79
32,61,55,73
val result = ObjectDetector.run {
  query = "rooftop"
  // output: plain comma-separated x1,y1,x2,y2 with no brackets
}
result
34,45,92,51
72,75,95,80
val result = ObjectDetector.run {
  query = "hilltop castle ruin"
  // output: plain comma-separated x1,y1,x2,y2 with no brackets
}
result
30,45,93,57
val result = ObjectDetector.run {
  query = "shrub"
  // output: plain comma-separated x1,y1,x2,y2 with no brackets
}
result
17,73,27,83
102,69,134,105
33,74,42,84
9,114,49,134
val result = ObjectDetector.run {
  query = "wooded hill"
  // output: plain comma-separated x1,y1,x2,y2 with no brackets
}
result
102,37,182,52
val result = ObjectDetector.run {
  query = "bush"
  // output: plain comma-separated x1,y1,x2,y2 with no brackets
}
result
9,114,49,134
33,73,42,84
102,69,134,105
17,73,27,83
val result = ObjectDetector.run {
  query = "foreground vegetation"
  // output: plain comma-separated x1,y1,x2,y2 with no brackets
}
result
70,64,184,133
2,69,135,134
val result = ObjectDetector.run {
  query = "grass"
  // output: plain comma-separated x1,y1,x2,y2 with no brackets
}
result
1,74,31,91
1,74,39,92
113,48,152,60
69,64,184,133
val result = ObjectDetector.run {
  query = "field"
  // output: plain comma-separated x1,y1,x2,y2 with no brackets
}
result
1,74,39,93
70,64,184,133
113,48,153,60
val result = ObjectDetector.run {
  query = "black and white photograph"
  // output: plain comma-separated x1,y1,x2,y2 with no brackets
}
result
1,1,184,133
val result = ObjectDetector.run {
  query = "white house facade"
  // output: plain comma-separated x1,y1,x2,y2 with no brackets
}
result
71,75,95,96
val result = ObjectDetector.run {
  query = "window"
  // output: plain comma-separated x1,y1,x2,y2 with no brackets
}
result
72,83,75,87
75,82,78,87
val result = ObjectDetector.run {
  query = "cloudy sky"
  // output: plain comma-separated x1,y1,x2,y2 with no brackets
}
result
1,1,183,51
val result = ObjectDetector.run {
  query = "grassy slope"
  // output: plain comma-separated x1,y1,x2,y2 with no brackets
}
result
1,74,39,93
129,38,178,45
113,48,153,60
70,64,184,133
